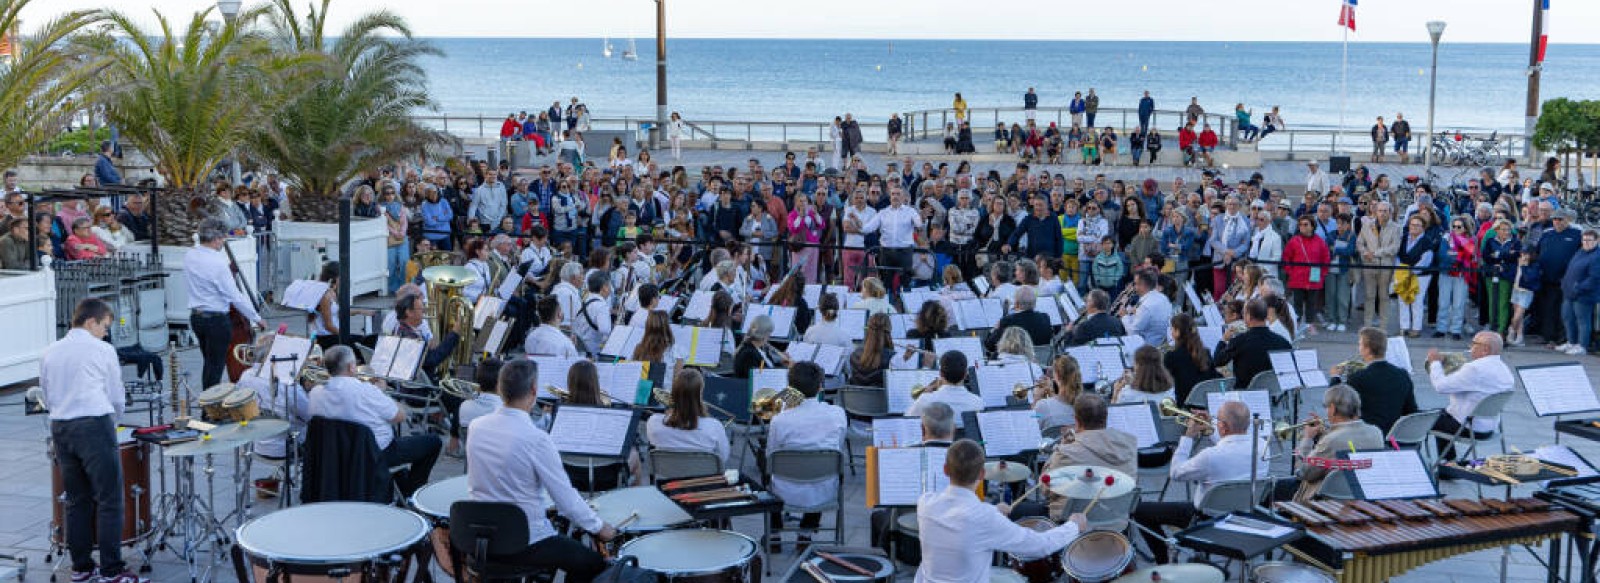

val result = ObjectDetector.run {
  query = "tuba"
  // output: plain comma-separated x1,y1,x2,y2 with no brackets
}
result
413,250,458,271
422,265,479,376
752,387,807,421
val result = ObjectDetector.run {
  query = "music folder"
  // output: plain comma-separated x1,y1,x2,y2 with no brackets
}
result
866,445,950,508
1340,448,1438,500
280,280,330,312
547,405,641,458
367,335,425,381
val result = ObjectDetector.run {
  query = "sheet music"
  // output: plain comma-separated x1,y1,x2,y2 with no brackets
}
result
481,320,510,355
1206,390,1272,423
368,336,402,380
600,326,643,358
682,291,715,321
1346,450,1437,500
254,335,312,380
387,338,425,381
977,409,1038,457
981,298,1005,328
742,305,797,338
495,272,521,301
1114,334,1146,361
1519,364,1600,416
1197,326,1223,353
280,280,330,312
1269,350,1326,388
902,290,934,316
872,417,926,448
669,325,693,360
971,276,990,297
531,356,585,391
548,406,635,456
1535,444,1599,480
812,344,846,376
1292,349,1327,387
1066,345,1126,385
838,309,869,341
975,363,1037,408
1106,403,1162,448
933,337,985,369
1058,294,1080,322
886,369,940,414
1036,295,1064,326
750,368,789,396
990,284,1017,305
1062,283,1084,309
1201,304,1224,328
786,341,819,363
889,314,916,339
953,299,988,330
1385,337,1413,372
656,295,680,315
686,327,725,366
474,294,500,331
873,447,949,507
1183,282,1204,312
594,361,646,405
803,284,822,308
1268,351,1300,389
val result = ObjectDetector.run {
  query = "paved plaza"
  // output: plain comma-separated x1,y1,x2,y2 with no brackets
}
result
2,299,1598,583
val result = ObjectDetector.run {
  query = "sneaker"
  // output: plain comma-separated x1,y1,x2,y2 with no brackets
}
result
1566,345,1587,356
99,572,150,583
1431,331,1446,339
1509,337,1525,347
71,571,97,583
1556,343,1574,352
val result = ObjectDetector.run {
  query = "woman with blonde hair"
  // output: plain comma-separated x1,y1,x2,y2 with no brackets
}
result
852,276,896,316
1034,355,1083,430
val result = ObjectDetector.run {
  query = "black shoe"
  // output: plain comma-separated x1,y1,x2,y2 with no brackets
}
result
1431,332,1446,338
1451,333,1462,341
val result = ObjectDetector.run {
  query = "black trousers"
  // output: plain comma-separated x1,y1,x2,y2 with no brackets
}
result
384,434,442,498
1432,414,1496,461
190,311,232,388
1536,281,1565,343
1131,501,1196,563
497,533,607,583
878,247,913,291
51,415,126,575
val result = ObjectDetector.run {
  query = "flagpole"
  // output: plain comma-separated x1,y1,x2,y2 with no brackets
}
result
1340,20,1348,157
1525,0,1543,160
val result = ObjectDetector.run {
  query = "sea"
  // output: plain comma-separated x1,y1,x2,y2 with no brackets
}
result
420,38,1600,133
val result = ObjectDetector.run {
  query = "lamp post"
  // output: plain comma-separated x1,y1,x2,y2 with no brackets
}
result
652,0,667,151
1424,20,1446,174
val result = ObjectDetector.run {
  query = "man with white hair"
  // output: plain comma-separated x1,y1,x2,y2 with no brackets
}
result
1283,384,1382,501
984,286,1051,353
185,218,265,387
1133,400,1266,563
1248,210,1282,265
1427,331,1514,460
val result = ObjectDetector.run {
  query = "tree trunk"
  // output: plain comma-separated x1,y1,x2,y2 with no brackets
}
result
291,195,341,223
153,188,209,246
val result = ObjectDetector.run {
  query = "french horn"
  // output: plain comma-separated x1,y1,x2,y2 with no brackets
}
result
752,387,806,421
1440,351,1469,375
1333,357,1367,377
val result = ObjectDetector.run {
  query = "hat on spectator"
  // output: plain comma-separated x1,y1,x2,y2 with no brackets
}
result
1278,200,1293,209
1555,208,1578,222
1540,182,1555,192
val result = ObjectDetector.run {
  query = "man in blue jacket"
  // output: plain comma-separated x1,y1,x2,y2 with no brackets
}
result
1558,228,1600,355
1003,197,1062,260
94,141,121,186
1137,91,1156,130
1535,209,1583,347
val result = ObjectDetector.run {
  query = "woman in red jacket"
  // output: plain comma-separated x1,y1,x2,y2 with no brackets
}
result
1177,123,1198,167
1283,215,1332,330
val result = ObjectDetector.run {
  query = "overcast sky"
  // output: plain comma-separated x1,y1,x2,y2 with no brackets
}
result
27,0,1593,44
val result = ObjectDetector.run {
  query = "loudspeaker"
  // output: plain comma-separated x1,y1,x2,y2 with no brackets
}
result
1329,155,1351,174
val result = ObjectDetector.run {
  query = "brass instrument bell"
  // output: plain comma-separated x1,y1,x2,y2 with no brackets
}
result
752,387,806,420
1158,398,1215,436
1273,418,1322,441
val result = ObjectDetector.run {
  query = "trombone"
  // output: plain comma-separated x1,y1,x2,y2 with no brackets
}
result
1158,398,1215,437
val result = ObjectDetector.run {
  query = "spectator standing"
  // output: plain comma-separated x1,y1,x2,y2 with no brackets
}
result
1137,91,1155,130
94,141,121,187
1023,88,1038,122
1559,229,1600,355
1482,219,1521,335
1370,116,1389,163
1391,113,1412,164
1085,89,1100,128
1068,92,1085,127
1536,209,1582,347
1433,217,1478,340
1283,216,1331,328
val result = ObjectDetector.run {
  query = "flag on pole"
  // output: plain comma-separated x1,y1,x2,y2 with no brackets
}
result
1338,0,1357,32
1537,0,1550,63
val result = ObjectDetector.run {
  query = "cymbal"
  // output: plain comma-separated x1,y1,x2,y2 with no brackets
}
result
1114,563,1226,583
206,418,290,443
1044,465,1136,499
163,434,251,457
984,461,1032,483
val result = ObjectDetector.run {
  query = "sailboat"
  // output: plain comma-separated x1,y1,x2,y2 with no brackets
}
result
621,38,638,61
602,37,613,58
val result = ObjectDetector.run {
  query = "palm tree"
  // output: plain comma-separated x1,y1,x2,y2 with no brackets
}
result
0,0,104,171
254,0,446,222
79,6,310,244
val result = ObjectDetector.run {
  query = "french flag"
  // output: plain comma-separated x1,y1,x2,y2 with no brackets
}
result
1537,0,1550,63
1338,0,1357,32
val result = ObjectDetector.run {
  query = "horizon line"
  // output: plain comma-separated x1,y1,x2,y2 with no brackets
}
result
411,35,1592,47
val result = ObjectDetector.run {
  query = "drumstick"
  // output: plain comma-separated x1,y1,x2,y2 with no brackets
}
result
814,552,874,577
1081,479,1113,515
1015,474,1052,502
616,511,640,530
801,562,837,583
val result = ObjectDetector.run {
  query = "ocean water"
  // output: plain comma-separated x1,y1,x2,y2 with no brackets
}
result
421,38,1600,132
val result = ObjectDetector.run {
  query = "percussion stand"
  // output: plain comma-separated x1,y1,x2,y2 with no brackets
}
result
155,447,237,583
268,354,301,509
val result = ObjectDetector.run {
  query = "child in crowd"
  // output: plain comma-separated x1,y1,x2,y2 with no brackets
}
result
1507,249,1541,346
1089,237,1125,295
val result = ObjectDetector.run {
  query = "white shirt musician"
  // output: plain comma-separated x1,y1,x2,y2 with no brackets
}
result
767,363,846,528
552,263,584,326
524,297,581,357
468,360,617,581
185,218,265,388
41,299,145,583
239,360,311,460
1119,271,1173,348
1426,332,1514,458
1132,401,1267,562
916,440,1084,583
906,352,984,421
858,191,925,249
571,271,614,355
308,345,441,497
520,231,553,280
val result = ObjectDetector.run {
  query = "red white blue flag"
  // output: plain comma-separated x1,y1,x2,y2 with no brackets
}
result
1338,0,1357,32
1537,0,1550,63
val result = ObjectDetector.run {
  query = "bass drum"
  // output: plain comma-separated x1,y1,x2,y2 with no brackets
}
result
617,529,759,583
50,433,151,547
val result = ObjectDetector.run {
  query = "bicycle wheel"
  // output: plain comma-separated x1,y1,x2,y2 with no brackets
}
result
1583,201,1600,229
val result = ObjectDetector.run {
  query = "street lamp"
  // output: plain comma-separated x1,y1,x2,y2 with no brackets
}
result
216,0,241,21
1424,20,1446,173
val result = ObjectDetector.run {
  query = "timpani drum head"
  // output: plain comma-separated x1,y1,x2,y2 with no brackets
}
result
197,383,234,406
618,530,756,574
411,476,470,520
590,486,692,531
1252,562,1335,583
801,553,893,581
1114,564,1227,583
236,502,428,565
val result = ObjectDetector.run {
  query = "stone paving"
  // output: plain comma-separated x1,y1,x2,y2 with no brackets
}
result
2,299,1598,583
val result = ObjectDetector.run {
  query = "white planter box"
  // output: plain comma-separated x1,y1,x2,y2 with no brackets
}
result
0,269,59,385
128,237,259,325
275,218,388,297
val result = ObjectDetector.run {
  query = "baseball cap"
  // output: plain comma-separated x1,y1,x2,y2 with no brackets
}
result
1555,208,1578,221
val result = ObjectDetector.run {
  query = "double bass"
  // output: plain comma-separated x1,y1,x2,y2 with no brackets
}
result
222,242,263,382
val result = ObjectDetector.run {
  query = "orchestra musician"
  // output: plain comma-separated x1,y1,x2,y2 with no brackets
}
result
919,439,1085,583
456,358,505,430
1276,384,1382,502
853,277,897,316
520,225,553,280
625,283,660,327
896,302,950,369
186,218,265,388
1212,298,1291,384
733,315,790,378
868,402,957,559
766,362,846,551
461,240,492,303
465,359,617,583
1131,401,1266,563
1164,314,1221,406
846,313,895,386
309,345,441,498
695,248,734,292
985,261,1016,301
1330,327,1417,434
1032,355,1082,429
1112,345,1174,404
1060,289,1125,346
801,293,852,347
766,272,814,336
393,293,460,378
571,270,614,355
644,368,730,464
906,351,983,419
1119,270,1172,348
1426,331,1514,461
983,286,1051,353
525,296,581,357
552,262,585,327
1017,394,1137,522
41,299,148,583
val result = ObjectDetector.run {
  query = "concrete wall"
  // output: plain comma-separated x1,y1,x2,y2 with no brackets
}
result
13,154,158,190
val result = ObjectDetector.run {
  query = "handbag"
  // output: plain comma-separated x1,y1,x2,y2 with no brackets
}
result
593,556,655,583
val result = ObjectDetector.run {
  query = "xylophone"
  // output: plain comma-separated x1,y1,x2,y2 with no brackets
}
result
1272,497,1581,583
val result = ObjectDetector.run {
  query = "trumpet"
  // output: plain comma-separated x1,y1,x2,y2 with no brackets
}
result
651,387,737,428
546,385,614,407
1158,398,1215,436
910,382,932,400
1012,376,1051,401
753,387,807,421
1274,418,1323,441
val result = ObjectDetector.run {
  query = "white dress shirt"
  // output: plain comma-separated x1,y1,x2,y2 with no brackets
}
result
914,486,1080,583
184,244,261,321
520,244,552,280
859,204,924,249
1169,433,1270,508
843,205,877,248
309,376,399,449
458,393,503,430
239,364,310,458
802,320,853,347
524,324,580,357
1121,289,1173,348
571,294,613,354
552,281,582,326
462,259,491,303
907,385,984,422
646,414,731,463
767,398,847,508
468,407,603,543
41,328,125,421
852,297,897,317
1428,354,1514,433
